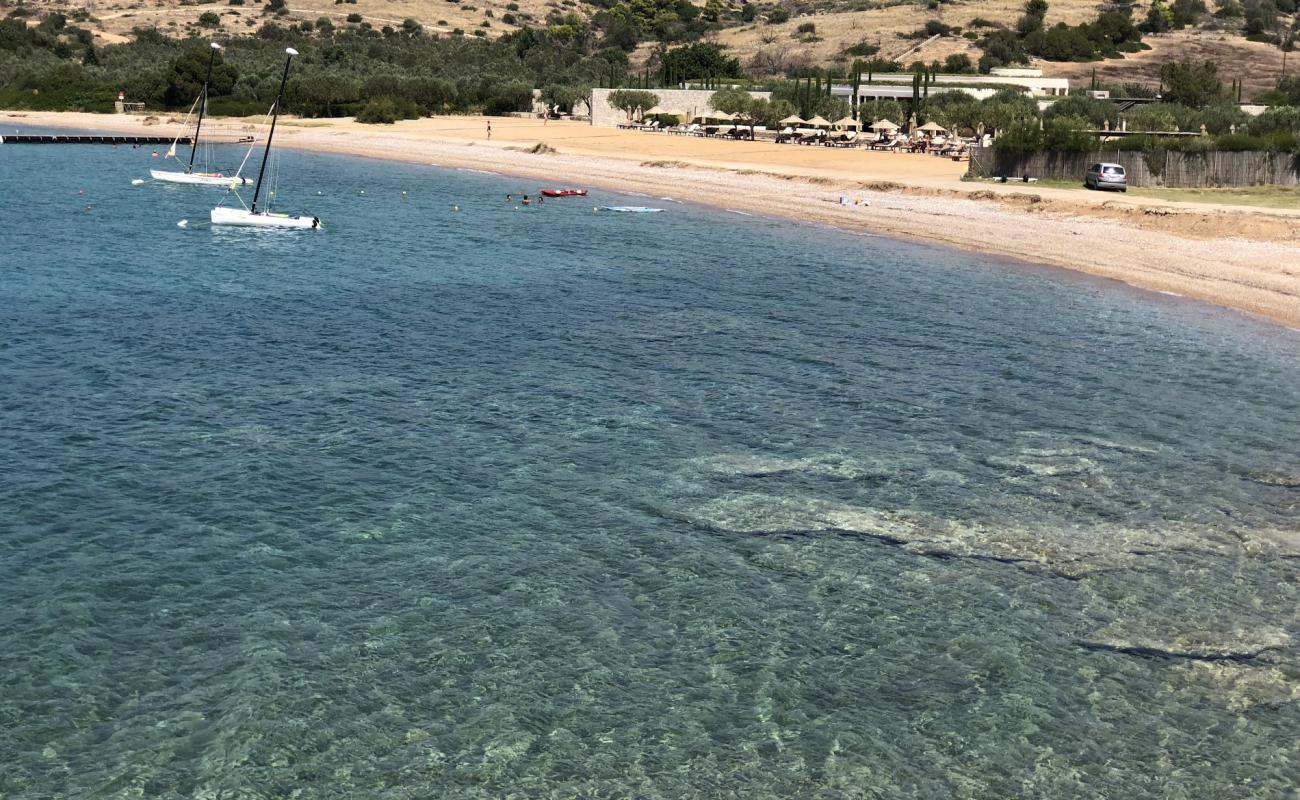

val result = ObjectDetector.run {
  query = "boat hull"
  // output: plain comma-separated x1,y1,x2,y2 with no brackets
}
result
152,169,251,186
210,207,319,229
541,189,587,197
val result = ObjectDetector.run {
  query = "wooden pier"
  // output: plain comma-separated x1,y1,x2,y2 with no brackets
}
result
1,134,191,145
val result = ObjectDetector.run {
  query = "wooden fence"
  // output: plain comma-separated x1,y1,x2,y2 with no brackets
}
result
966,146,1299,188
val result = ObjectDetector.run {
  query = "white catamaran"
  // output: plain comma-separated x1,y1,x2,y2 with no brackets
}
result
210,47,319,229
151,42,253,187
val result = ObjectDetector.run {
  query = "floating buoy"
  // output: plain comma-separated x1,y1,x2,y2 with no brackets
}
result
401,191,407,197
131,179,144,186
78,189,84,196
317,191,323,195
452,205,459,211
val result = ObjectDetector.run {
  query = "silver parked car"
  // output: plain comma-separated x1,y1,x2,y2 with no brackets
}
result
1085,162,1127,192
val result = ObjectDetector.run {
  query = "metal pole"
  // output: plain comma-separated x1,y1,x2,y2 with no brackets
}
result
250,47,296,215
189,42,221,171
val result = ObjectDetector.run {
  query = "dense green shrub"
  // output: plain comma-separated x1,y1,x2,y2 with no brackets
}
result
0,22,622,118
355,94,422,122
942,53,973,73
1249,106,1300,136
1043,94,1118,127
991,121,1045,154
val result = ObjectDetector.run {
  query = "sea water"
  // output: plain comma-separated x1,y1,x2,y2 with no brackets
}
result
1,141,1298,799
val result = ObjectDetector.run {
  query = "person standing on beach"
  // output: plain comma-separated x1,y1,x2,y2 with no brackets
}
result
487,120,492,140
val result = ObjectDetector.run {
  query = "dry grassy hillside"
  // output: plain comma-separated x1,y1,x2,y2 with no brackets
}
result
20,0,1293,99
1042,29,1290,99
22,0,569,41
712,0,1106,73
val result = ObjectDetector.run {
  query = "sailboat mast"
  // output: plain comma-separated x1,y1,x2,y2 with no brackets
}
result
189,42,221,171
250,47,296,215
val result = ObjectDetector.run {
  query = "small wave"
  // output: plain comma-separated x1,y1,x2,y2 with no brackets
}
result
456,168,500,176
726,209,754,217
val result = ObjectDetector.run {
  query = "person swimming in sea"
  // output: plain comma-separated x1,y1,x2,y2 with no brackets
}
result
521,195,530,206
506,194,512,202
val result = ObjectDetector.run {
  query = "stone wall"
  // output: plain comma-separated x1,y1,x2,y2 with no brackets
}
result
589,88,771,128
966,146,1300,188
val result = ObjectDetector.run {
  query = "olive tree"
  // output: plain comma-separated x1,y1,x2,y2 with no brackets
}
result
710,86,754,133
607,88,658,121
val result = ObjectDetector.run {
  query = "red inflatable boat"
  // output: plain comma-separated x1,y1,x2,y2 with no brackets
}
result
540,189,588,197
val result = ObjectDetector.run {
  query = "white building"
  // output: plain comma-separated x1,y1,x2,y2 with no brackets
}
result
837,67,1071,104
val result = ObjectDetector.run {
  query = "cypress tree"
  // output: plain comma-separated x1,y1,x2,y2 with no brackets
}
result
851,63,862,119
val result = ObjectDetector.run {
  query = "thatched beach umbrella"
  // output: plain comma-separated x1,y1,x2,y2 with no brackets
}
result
917,121,947,134
778,114,808,126
805,115,832,128
870,119,899,131
832,116,859,130
659,108,687,121
702,110,736,121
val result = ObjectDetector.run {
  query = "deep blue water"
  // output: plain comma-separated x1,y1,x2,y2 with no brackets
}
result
2,138,1299,798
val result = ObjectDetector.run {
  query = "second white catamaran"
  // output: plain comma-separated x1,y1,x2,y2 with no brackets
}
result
210,47,319,229
151,42,253,187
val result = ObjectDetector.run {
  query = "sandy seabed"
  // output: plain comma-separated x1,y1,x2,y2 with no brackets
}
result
8,111,1300,328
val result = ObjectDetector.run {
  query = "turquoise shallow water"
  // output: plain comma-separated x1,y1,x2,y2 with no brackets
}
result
2,139,1299,798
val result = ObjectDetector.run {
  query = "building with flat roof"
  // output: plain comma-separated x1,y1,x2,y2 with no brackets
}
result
837,67,1071,104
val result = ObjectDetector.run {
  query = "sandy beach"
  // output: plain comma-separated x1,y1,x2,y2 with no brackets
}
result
8,110,1300,327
